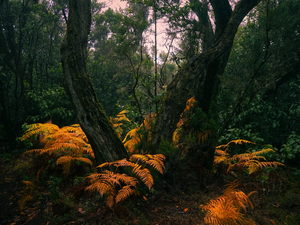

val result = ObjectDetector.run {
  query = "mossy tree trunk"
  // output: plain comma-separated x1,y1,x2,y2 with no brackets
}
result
152,0,261,166
60,0,128,165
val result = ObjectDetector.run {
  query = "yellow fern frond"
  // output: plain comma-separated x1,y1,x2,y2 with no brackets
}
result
229,139,256,145
74,157,93,167
21,123,59,141
59,126,80,133
216,139,256,152
250,148,274,156
215,140,284,175
123,127,140,143
115,185,136,204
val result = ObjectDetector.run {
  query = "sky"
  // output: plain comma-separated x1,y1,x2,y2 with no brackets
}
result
98,0,172,57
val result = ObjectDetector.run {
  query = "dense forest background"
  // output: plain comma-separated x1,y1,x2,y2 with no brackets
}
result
1,0,300,224
1,0,300,159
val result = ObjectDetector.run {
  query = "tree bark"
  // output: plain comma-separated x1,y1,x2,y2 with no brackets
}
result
60,0,128,165
152,0,261,149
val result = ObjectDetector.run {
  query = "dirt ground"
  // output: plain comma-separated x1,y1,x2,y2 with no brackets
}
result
1,155,300,225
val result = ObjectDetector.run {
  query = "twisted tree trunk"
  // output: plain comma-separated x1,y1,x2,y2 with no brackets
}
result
60,0,128,165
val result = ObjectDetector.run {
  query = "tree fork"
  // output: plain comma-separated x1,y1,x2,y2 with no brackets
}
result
60,0,128,165
152,0,262,149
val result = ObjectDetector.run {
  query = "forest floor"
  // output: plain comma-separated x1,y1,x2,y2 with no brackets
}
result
1,154,300,225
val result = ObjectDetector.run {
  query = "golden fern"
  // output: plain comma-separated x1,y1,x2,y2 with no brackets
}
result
110,110,131,138
56,156,93,174
21,123,59,141
201,180,256,225
123,114,155,153
22,123,94,178
86,153,166,208
215,140,284,175
129,154,166,175
85,170,138,208
173,97,196,144
216,139,256,152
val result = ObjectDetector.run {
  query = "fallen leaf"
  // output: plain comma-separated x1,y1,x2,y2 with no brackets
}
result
184,208,188,212
143,196,147,201
78,208,86,214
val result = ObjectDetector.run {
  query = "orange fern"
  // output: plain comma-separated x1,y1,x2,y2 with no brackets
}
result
85,170,138,207
215,140,284,175
110,110,131,138
22,123,94,176
173,97,196,144
123,114,156,153
201,180,256,225
56,156,92,174
85,153,166,208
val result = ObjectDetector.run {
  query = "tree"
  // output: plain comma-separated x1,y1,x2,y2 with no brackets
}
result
151,0,262,168
60,0,128,165
0,0,65,149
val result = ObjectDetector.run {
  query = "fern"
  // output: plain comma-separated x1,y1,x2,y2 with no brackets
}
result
85,153,166,208
21,123,59,141
201,180,256,225
22,123,94,177
173,97,196,144
215,140,284,175
123,113,156,153
110,110,131,138
85,170,138,208
129,154,166,175
56,156,92,174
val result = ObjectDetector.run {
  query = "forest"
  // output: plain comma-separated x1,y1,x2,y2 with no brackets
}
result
0,0,300,224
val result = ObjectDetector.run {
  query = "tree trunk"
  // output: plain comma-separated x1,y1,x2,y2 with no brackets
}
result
60,0,128,165
152,0,261,151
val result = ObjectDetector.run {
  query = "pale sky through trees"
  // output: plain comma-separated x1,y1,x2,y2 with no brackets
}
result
98,0,171,58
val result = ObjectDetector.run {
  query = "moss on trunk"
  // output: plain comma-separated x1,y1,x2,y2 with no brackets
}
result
60,0,128,165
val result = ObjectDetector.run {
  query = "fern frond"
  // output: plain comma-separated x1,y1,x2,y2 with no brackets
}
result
23,180,34,193
98,158,135,168
202,181,256,225
202,197,244,225
115,185,136,204
56,156,73,174
74,157,93,167
21,123,59,141
85,179,114,196
132,165,153,189
129,154,148,163
129,154,166,174
229,139,256,145
250,148,274,156
245,160,284,174
18,195,33,211
106,193,115,209
59,126,80,133
123,127,140,143
145,159,165,174
85,172,119,196
216,139,256,152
